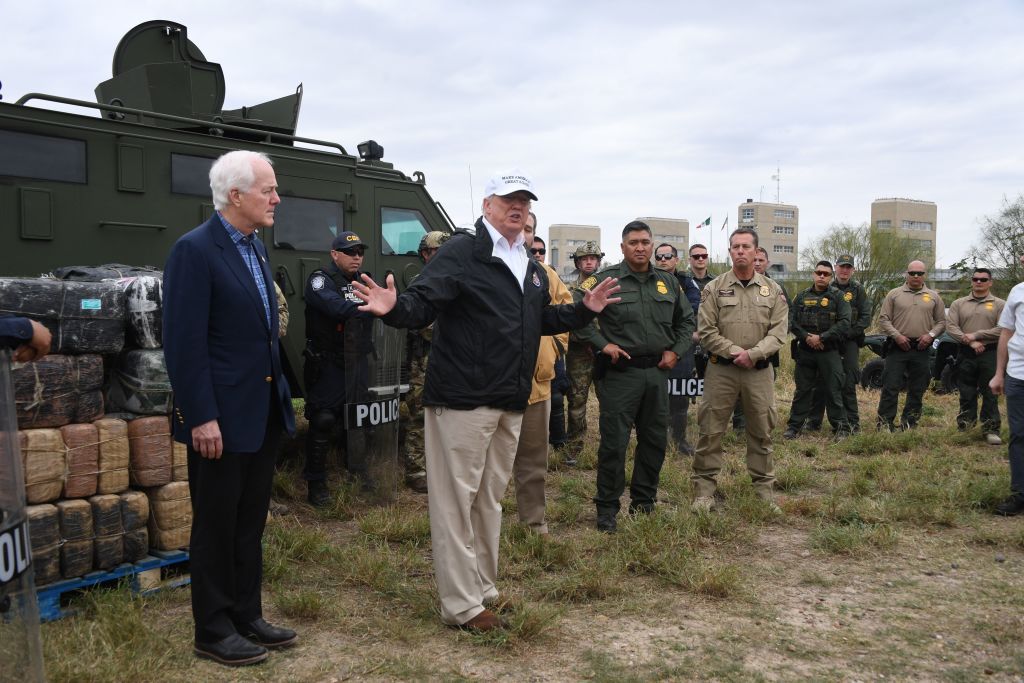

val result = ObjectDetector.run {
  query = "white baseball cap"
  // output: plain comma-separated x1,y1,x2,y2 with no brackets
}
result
483,168,538,201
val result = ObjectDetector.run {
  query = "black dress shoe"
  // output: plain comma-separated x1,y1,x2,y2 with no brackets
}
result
994,495,1024,517
237,618,298,648
194,633,268,666
596,514,617,533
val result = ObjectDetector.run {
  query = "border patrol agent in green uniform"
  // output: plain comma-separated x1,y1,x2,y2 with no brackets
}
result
807,254,872,432
573,221,694,533
783,261,852,438
876,260,946,430
692,228,788,513
947,267,1005,444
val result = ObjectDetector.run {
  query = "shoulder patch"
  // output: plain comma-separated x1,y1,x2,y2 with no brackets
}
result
311,275,326,291
700,288,709,303
581,276,598,291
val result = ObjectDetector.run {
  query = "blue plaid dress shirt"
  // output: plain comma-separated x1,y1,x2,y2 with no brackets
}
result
218,213,272,328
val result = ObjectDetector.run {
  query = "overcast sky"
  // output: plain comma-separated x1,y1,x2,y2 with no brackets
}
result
4,1,1023,267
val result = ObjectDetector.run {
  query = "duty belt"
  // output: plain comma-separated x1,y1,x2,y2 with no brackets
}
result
612,354,662,370
711,355,770,370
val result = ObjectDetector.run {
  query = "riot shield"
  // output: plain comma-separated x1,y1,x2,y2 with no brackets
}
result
342,316,403,503
0,350,45,682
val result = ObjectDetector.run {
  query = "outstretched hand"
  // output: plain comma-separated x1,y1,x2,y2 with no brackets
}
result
583,277,621,313
352,273,398,316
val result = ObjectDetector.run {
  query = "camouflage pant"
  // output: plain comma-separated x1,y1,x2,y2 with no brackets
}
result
398,354,427,484
565,343,594,446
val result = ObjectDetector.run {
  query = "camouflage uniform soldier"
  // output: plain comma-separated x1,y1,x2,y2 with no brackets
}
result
564,241,604,464
398,231,450,493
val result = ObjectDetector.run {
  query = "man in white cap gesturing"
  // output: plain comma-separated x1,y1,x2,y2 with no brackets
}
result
353,169,621,631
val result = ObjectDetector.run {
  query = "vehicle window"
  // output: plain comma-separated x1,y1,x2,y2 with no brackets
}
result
273,196,344,251
170,154,215,196
381,207,430,256
0,130,86,183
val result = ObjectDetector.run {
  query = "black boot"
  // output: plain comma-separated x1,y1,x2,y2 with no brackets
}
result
303,429,332,507
307,479,331,507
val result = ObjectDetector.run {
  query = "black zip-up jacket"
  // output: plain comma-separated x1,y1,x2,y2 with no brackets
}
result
381,218,596,410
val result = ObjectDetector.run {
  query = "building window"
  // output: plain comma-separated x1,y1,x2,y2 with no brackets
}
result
876,220,892,229
901,220,933,231
772,245,795,254
0,130,87,184
771,226,794,235
773,209,795,219
741,209,755,220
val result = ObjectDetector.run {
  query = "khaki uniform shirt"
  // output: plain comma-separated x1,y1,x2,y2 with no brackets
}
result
878,285,946,339
698,270,788,363
946,293,1005,344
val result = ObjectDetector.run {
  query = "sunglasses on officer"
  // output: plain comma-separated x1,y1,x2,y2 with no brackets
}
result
530,247,546,255
907,270,925,277
654,253,676,261
335,247,365,257
972,276,991,283
813,270,832,277
689,253,708,260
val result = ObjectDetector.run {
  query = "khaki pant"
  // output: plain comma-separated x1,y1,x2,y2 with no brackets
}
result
692,362,776,498
425,406,523,625
512,399,551,533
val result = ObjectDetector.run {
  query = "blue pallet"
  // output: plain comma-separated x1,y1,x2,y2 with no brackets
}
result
37,549,190,622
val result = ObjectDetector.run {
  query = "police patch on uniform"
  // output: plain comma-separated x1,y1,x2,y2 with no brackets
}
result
844,291,853,302
581,276,597,291
804,299,817,306
701,288,709,303
923,294,931,302
657,281,669,294
532,272,542,288
820,298,829,307
718,289,735,297
759,285,770,297
311,275,326,291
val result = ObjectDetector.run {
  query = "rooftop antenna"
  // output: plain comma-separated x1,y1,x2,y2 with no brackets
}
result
759,185,764,202
772,164,781,203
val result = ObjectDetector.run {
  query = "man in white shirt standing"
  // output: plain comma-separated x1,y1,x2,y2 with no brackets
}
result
989,259,1024,516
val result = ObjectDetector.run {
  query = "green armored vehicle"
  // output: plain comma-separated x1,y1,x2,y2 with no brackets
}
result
0,19,454,395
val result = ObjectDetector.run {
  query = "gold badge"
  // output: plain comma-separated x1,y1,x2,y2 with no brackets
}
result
923,294,931,302
986,302,994,310
820,298,829,307
581,276,597,291
844,291,853,302
657,280,669,294
759,285,770,297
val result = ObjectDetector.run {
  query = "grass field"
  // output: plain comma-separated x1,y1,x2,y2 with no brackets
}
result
40,359,1024,681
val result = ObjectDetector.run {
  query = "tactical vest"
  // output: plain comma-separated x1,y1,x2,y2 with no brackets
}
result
305,268,361,357
797,287,840,335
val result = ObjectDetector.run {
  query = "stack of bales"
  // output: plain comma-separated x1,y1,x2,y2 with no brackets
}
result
3,267,192,587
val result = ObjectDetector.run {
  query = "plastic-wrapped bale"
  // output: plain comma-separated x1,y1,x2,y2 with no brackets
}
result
127,416,171,487
0,278,125,354
12,354,104,429
94,418,129,494
60,423,98,498
18,429,65,504
105,349,172,415
89,494,124,570
171,439,187,481
54,264,162,282
56,499,93,578
120,490,150,562
146,481,191,551
121,275,163,349
26,504,60,586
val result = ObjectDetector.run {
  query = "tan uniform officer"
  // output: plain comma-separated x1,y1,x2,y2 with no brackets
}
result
691,227,788,513
876,261,945,430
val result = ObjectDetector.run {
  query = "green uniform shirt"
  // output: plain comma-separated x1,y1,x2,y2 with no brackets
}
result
878,285,946,339
946,293,1005,344
573,261,695,358
832,278,872,339
698,271,788,363
790,285,852,345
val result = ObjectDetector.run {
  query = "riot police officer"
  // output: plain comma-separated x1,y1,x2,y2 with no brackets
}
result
564,240,605,465
303,231,373,505
783,261,852,438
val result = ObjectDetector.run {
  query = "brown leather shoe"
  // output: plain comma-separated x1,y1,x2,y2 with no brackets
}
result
457,608,503,632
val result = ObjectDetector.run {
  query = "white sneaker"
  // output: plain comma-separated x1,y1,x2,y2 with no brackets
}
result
985,433,1003,446
691,496,716,514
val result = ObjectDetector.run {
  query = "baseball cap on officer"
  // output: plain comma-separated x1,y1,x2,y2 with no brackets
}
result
837,254,854,267
332,231,365,251
483,168,538,201
419,231,450,252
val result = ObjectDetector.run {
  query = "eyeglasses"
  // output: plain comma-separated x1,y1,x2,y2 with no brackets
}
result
907,271,925,276
690,253,709,260
336,247,365,257
813,271,832,277
972,277,991,283
654,254,676,261
530,248,546,255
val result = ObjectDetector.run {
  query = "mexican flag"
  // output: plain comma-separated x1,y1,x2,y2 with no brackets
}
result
695,216,711,229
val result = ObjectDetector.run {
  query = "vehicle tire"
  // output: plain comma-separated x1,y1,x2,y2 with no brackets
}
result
939,363,957,395
860,358,885,390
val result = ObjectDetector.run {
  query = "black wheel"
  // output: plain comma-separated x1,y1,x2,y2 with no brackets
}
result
939,363,957,395
861,358,885,390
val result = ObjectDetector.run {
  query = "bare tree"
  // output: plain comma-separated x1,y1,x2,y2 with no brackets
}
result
800,222,920,315
967,193,1024,296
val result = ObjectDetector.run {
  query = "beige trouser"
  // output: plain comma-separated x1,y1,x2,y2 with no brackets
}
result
692,362,776,498
425,406,523,625
512,399,551,533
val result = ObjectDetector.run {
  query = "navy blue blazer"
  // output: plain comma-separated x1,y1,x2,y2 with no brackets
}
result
162,215,296,452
